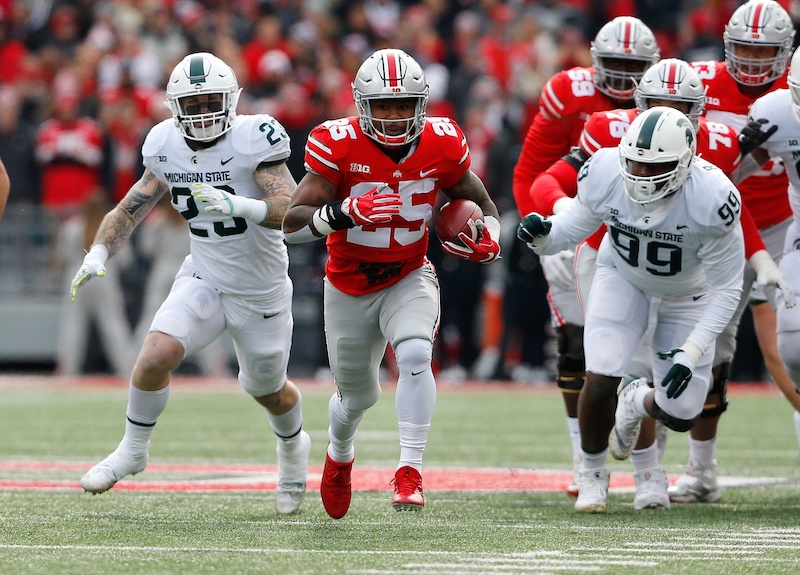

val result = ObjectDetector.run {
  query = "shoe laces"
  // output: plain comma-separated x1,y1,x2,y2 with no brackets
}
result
391,467,422,496
324,461,351,487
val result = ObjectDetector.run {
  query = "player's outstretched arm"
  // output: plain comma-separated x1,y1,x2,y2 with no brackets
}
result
70,169,167,301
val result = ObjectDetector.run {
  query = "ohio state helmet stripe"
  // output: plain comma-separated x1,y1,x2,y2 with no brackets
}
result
665,62,679,89
383,50,401,88
188,55,207,84
621,20,633,52
748,2,765,34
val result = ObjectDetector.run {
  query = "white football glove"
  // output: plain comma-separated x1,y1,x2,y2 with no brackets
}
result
750,249,796,308
191,183,268,223
540,250,575,291
69,244,108,302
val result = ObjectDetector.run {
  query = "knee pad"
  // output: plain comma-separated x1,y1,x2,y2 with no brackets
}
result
239,352,283,397
701,362,730,418
653,400,699,433
394,338,432,376
556,324,585,374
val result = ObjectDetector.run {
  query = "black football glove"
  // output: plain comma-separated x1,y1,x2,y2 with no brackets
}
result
516,212,552,249
656,348,695,399
738,118,778,157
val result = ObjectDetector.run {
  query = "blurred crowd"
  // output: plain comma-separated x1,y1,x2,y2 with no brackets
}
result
0,0,791,380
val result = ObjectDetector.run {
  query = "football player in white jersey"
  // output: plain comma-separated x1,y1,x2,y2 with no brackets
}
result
518,107,745,513
731,45,800,460
69,53,311,515
283,49,502,518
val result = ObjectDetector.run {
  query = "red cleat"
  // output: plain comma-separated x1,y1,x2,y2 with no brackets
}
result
391,466,424,511
320,453,353,519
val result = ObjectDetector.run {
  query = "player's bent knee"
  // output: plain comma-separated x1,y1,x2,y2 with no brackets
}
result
135,332,185,374
240,353,283,396
701,363,729,418
394,338,432,376
653,401,699,432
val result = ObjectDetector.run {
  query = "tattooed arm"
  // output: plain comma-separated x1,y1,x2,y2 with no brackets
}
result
94,168,169,258
253,160,297,229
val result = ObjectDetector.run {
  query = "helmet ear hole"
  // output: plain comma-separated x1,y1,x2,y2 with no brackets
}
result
619,107,696,204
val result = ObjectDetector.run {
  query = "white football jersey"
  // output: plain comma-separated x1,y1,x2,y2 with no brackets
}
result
748,89,800,232
143,115,291,302
536,147,744,352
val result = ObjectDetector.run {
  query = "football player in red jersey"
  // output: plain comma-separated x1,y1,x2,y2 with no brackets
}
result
665,0,797,504
529,58,790,509
512,16,660,497
283,49,502,519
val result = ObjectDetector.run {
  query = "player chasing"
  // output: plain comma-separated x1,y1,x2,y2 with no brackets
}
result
518,107,745,514
512,16,660,497
70,53,311,515
283,48,502,519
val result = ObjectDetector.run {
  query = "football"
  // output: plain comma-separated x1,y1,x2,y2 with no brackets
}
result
435,199,484,246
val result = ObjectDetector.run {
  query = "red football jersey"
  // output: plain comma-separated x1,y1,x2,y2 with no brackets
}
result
580,109,741,176
692,59,792,229
305,116,470,295
513,66,628,217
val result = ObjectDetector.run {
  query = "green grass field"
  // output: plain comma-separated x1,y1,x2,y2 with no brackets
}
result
1,376,799,575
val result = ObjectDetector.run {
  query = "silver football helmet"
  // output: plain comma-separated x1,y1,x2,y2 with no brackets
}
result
165,52,242,142
591,16,660,100
788,47,800,122
619,106,696,204
724,0,795,86
634,58,706,127
352,49,429,147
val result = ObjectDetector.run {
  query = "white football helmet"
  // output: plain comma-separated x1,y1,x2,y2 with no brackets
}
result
591,16,660,100
165,52,242,142
619,106,696,204
634,58,706,127
724,0,795,86
352,48,429,147
787,47,800,122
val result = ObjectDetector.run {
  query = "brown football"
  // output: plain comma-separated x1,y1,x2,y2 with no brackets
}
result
435,199,484,246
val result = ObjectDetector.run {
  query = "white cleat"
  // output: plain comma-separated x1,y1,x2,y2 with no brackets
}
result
633,467,670,510
609,378,646,460
80,451,148,494
275,430,311,515
668,459,721,503
566,454,581,498
574,469,610,514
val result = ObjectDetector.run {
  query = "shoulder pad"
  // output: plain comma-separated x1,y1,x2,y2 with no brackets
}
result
231,115,291,164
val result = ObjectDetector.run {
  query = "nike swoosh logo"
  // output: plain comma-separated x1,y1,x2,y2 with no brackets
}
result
420,168,436,178
692,294,705,301
677,225,689,230
221,157,234,165
411,369,427,376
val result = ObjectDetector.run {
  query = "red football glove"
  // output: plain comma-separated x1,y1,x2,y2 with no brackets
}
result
441,215,501,264
341,184,403,226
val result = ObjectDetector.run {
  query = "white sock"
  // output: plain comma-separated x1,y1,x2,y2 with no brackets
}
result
327,393,362,463
398,422,427,472
581,449,608,472
567,417,581,460
269,393,303,444
688,437,716,468
631,441,659,472
120,384,169,453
